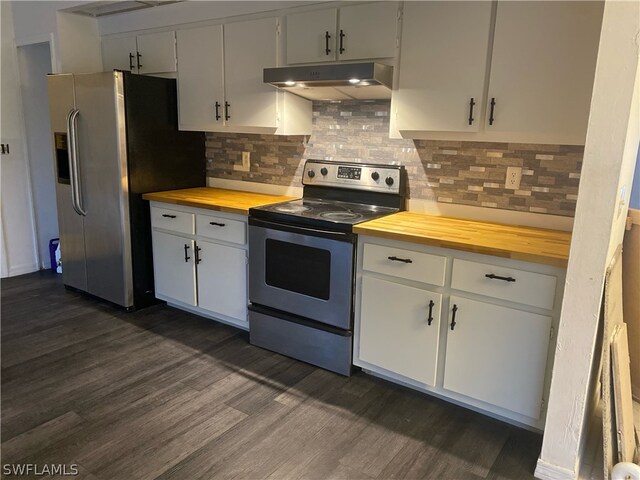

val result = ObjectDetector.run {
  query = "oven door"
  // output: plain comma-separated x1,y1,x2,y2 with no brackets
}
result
248,217,355,330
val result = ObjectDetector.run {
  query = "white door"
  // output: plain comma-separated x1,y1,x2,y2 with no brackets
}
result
102,36,138,72
151,231,197,306
286,9,337,64
176,25,225,131
443,296,552,419
486,1,603,143
337,2,398,61
393,1,492,133
224,17,278,130
196,240,247,322
136,31,177,74
359,276,441,386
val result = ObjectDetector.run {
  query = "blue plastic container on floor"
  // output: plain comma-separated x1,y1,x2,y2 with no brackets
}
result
49,238,60,271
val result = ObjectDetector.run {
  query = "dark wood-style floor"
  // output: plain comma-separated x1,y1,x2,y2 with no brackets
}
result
1,271,542,479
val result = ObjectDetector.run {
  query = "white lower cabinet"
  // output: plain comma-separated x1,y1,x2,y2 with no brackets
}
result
359,276,441,386
150,202,248,329
443,296,552,419
152,232,197,306
355,235,565,429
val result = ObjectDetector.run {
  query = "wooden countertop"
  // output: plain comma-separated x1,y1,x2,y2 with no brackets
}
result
142,187,295,215
354,211,572,267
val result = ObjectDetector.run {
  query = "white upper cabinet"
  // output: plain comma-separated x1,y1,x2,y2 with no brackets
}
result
176,25,224,132
392,1,493,133
224,18,278,130
176,18,311,134
286,3,398,65
102,31,177,74
337,2,398,61
286,9,338,64
486,1,603,144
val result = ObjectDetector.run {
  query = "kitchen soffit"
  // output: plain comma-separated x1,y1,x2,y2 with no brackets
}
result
62,1,183,18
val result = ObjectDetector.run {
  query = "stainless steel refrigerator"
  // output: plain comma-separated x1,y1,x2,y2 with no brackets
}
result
47,71,204,309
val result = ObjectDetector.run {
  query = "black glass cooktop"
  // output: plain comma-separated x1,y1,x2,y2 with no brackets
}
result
250,197,399,230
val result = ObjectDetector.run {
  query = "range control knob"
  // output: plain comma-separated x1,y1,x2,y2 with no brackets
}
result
308,169,315,178
385,176,394,186
371,171,380,181
320,167,328,176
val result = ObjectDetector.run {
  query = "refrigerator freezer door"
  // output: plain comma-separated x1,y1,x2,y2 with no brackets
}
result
47,74,87,291
73,72,133,307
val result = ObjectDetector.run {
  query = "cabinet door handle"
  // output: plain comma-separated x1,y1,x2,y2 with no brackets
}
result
489,97,496,125
485,273,516,282
214,102,221,121
325,31,331,55
450,304,458,331
129,52,135,71
224,102,230,121
209,221,226,227
339,29,345,54
388,256,412,264
184,244,191,263
136,51,143,70
195,245,202,265
427,300,435,325
468,97,476,125
162,214,177,218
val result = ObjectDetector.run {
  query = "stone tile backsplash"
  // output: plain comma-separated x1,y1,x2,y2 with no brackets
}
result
206,100,583,216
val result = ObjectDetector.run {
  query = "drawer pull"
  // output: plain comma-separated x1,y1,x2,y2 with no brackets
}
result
195,245,202,265
427,300,435,325
450,304,458,331
388,256,412,264
183,244,191,263
209,221,226,227
162,214,177,219
485,273,516,282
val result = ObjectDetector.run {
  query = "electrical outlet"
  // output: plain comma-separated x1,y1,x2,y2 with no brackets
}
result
234,151,251,172
505,166,522,190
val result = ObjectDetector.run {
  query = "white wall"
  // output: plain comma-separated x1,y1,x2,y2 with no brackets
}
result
536,1,640,478
1,1,40,277
56,11,103,73
17,42,58,269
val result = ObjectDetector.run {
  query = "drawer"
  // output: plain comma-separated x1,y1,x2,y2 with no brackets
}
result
196,214,246,245
362,243,446,286
151,206,194,234
451,258,557,310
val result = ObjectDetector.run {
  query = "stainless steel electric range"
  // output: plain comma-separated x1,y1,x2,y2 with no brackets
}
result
248,160,406,375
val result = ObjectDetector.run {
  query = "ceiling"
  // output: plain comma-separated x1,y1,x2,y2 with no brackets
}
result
62,1,184,18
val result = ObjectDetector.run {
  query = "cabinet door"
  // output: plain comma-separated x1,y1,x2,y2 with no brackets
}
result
359,276,441,386
196,240,247,322
337,2,398,61
224,17,278,129
286,9,337,64
152,232,196,306
176,25,225,131
393,1,492,133
443,296,551,419
486,1,602,143
102,36,138,72
136,31,177,74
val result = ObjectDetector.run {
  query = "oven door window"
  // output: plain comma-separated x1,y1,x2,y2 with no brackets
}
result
265,239,331,300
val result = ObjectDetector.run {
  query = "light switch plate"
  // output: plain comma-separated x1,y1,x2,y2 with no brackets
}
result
505,166,522,190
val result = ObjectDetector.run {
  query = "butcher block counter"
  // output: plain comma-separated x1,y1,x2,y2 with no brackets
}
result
353,211,572,267
142,187,295,215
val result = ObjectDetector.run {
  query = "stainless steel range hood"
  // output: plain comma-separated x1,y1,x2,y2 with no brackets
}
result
264,63,393,101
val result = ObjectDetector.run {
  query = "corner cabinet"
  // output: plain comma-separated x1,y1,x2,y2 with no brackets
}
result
354,236,566,429
149,203,249,330
285,2,399,65
102,31,177,75
391,0,603,144
176,18,312,135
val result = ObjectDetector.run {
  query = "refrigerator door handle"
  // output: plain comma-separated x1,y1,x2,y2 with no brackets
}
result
69,109,87,216
66,109,82,216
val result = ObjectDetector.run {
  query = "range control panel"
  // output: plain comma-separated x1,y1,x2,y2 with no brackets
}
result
302,160,403,194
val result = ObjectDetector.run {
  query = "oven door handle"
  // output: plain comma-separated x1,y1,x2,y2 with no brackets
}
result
249,216,355,243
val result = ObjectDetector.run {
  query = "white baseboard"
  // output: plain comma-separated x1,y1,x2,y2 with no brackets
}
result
535,459,576,480
5,262,39,278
